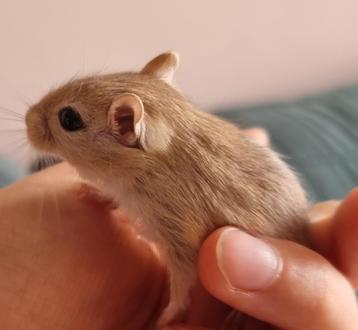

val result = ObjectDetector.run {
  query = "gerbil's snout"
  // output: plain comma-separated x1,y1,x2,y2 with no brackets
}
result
24,108,35,129
25,107,54,152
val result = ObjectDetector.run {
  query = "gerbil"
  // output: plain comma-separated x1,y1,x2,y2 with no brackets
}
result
25,52,309,328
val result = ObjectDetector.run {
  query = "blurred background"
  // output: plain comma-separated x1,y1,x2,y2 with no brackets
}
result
1,0,358,109
1,0,358,199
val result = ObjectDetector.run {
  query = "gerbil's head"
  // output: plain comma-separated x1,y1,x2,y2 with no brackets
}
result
25,52,185,178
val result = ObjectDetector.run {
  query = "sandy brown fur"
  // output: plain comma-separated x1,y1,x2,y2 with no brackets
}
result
26,53,309,328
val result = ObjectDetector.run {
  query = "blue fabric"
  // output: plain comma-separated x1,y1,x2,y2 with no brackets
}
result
217,86,358,202
0,156,25,188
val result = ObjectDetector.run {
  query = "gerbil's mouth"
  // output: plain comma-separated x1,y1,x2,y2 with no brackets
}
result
25,109,55,152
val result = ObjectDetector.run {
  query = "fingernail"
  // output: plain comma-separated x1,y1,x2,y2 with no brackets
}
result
216,228,281,291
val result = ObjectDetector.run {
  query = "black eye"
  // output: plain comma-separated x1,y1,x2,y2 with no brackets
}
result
58,106,85,131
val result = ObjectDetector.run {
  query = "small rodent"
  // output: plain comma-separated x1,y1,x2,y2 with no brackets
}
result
25,52,310,328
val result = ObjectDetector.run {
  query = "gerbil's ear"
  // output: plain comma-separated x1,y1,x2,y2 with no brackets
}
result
108,93,144,147
141,51,179,83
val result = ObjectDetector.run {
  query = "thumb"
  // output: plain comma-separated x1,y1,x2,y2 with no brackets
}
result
197,227,358,330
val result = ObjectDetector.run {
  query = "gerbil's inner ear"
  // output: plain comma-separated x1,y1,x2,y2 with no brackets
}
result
141,51,179,84
108,93,144,147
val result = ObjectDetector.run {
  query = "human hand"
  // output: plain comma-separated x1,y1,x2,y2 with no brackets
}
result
0,163,166,330
167,192,358,329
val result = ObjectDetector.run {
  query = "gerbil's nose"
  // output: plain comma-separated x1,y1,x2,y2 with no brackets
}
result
24,109,32,128
25,107,38,130
25,107,53,151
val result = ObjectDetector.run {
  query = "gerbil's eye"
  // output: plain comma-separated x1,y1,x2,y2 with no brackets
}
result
58,106,85,132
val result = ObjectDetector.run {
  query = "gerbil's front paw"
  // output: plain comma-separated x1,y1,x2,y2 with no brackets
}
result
75,182,118,209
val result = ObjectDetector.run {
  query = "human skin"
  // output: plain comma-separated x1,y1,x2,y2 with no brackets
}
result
171,195,358,329
0,164,167,329
0,163,357,329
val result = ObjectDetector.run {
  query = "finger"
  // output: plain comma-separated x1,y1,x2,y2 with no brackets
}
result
330,188,358,287
241,127,270,146
308,189,358,287
309,200,341,256
198,227,358,330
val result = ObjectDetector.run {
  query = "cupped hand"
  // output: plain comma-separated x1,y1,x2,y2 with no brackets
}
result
1,162,358,330
0,163,167,330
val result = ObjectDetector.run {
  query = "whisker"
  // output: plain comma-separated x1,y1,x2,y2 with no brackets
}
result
0,128,26,133
0,133,26,141
0,113,24,123
16,94,33,108
0,130,26,140
5,83,33,109
0,141,26,151
0,110,25,119
0,107,25,119
0,137,32,164
12,140,29,152
0,135,27,146
0,107,24,116
0,117,25,123
0,142,28,159
0,115,24,123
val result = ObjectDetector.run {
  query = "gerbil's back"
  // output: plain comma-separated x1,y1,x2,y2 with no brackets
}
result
139,105,309,247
